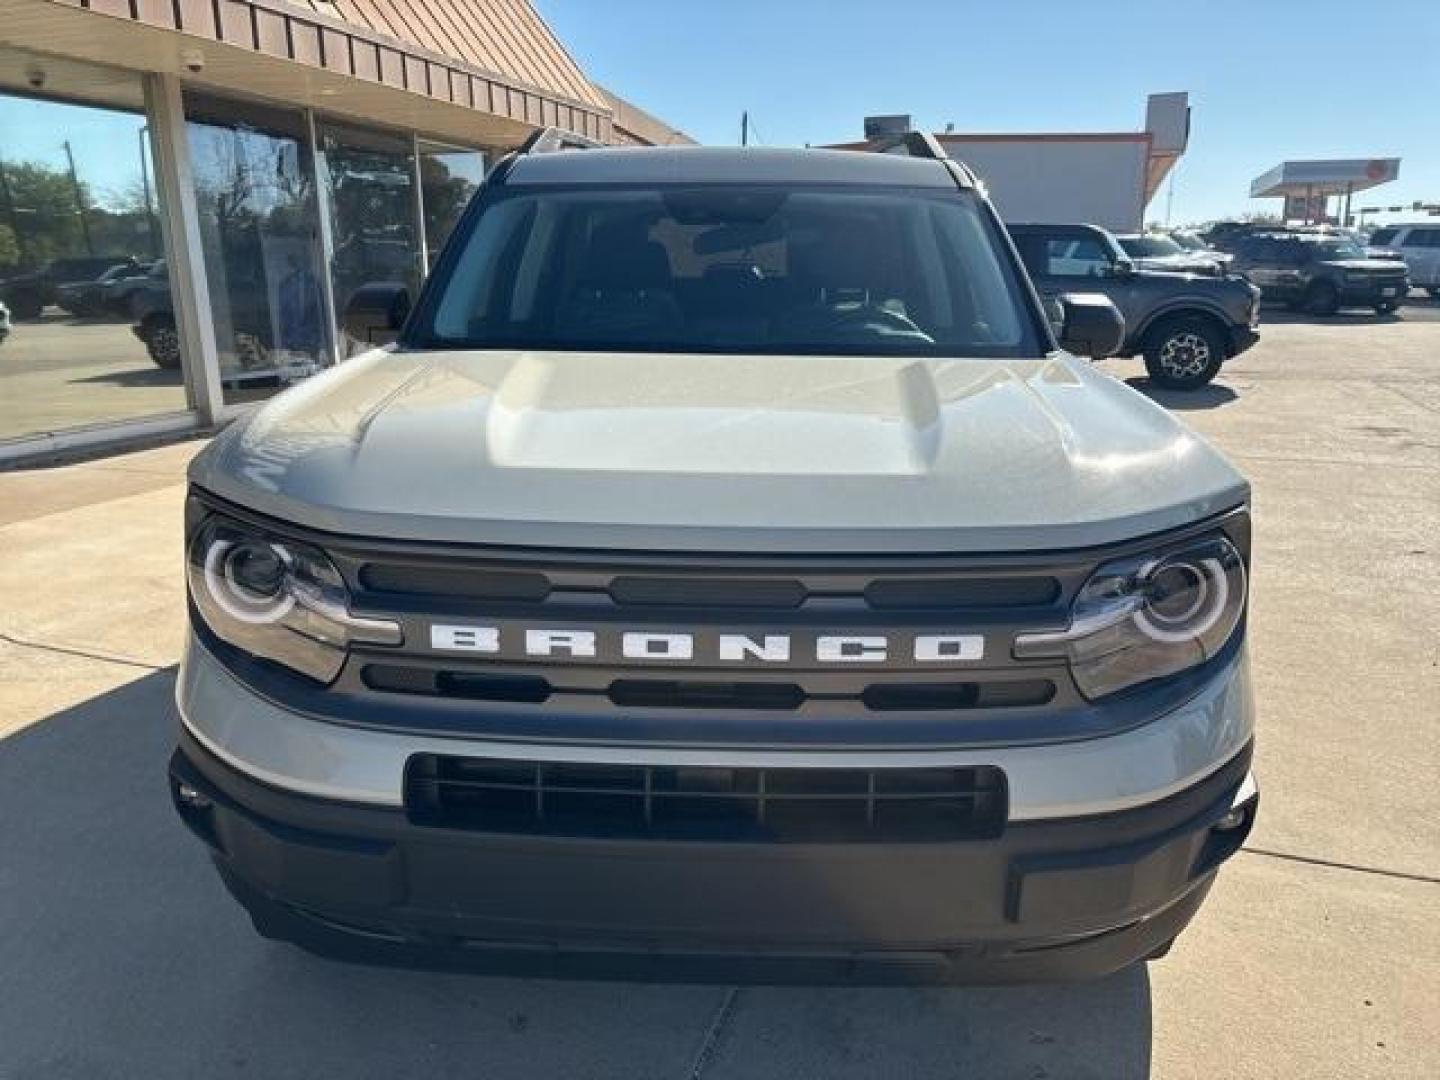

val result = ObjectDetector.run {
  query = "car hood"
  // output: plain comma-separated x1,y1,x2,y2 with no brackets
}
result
193,349,1248,553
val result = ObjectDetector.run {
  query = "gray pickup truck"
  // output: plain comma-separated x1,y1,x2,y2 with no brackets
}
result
169,133,1258,985
1009,222,1261,390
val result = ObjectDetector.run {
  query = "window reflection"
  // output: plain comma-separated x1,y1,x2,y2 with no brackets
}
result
419,145,485,268
0,87,182,442
185,96,329,404
319,123,420,356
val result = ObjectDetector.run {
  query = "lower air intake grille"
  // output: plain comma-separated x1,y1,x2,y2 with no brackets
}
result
404,756,1007,843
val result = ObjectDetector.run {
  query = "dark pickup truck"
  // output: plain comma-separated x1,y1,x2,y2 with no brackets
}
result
1007,223,1261,389
0,254,140,320
1226,233,1409,315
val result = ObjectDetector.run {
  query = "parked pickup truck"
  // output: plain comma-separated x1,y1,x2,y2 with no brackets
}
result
170,132,1258,985
1008,222,1261,389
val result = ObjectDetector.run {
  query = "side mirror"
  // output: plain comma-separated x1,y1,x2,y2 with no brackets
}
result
1110,259,1137,279
341,282,411,346
1057,293,1125,359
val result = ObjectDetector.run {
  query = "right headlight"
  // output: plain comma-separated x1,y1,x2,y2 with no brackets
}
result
186,514,401,684
1015,533,1246,700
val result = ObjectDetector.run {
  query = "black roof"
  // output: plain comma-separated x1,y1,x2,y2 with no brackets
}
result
502,146,962,189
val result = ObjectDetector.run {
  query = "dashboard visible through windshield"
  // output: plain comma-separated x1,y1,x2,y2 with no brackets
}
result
411,184,1040,357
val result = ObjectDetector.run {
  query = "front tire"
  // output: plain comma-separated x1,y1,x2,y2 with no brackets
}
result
1303,281,1340,316
1143,317,1226,390
141,316,181,370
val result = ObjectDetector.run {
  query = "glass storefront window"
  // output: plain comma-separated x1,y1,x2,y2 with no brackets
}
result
319,122,422,356
418,143,485,268
185,95,329,405
0,82,183,442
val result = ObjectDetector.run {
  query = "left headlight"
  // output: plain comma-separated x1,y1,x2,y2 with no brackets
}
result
186,514,401,684
1015,532,1246,700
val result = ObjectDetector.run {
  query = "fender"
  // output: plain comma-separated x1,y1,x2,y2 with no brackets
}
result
1129,297,1237,353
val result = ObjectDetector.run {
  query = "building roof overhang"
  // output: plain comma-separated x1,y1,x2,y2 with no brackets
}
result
1250,158,1401,198
3,0,612,146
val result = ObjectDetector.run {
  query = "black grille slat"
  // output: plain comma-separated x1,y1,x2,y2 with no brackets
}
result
608,680,807,711
865,576,1060,610
406,756,1007,842
609,576,807,609
362,664,1055,713
359,564,551,602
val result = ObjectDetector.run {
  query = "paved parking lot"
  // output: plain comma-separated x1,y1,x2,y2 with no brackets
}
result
1,302,1436,1078
0,312,186,441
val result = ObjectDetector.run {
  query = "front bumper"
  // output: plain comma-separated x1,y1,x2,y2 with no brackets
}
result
1228,324,1260,356
170,725,1256,984
1338,279,1408,305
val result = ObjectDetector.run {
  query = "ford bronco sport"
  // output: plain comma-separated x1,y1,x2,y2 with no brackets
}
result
170,132,1258,984
1008,222,1261,390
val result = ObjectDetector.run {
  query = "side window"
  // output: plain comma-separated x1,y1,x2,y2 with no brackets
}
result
1043,236,1112,278
1398,229,1425,248
1369,227,1399,247
1416,229,1440,248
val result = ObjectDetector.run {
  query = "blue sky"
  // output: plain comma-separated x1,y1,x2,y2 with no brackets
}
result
538,0,1440,226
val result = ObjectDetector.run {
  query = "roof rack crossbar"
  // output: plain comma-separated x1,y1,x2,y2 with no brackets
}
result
518,126,603,155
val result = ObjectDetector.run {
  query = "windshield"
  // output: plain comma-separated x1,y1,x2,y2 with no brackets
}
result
414,185,1038,357
1118,235,1185,258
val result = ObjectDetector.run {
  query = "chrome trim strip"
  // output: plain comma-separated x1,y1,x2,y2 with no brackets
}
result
176,630,1254,822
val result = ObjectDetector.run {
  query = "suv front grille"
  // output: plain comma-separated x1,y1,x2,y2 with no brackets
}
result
362,662,1056,712
405,755,1008,842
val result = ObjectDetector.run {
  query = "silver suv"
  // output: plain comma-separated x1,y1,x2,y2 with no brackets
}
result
170,133,1258,984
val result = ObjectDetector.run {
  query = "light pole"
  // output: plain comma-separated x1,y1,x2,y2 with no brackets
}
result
139,124,160,258
62,139,94,254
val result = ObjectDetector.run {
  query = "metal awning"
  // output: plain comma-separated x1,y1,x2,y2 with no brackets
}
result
1250,159,1401,198
4,0,613,147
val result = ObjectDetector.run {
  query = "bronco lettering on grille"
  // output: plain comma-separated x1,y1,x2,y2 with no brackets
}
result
429,625,984,664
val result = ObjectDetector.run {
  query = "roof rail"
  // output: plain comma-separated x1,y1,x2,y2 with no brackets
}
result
854,130,976,189
517,126,603,155
865,130,949,162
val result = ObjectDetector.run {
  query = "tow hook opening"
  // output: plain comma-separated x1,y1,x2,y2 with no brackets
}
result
1196,774,1259,875
170,768,219,848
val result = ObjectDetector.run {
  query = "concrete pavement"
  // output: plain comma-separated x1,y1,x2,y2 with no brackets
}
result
0,313,185,440
1,308,1436,1078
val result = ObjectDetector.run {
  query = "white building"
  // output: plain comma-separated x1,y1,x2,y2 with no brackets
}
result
834,93,1190,233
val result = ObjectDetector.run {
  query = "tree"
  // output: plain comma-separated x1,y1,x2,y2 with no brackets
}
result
0,160,92,267
0,223,19,271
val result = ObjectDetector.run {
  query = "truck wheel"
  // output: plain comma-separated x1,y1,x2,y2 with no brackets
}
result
1143,317,1225,390
1303,281,1340,316
142,317,182,370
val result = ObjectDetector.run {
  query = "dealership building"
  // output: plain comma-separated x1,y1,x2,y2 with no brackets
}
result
0,0,690,462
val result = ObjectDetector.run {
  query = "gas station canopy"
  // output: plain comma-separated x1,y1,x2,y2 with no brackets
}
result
1250,158,1401,198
